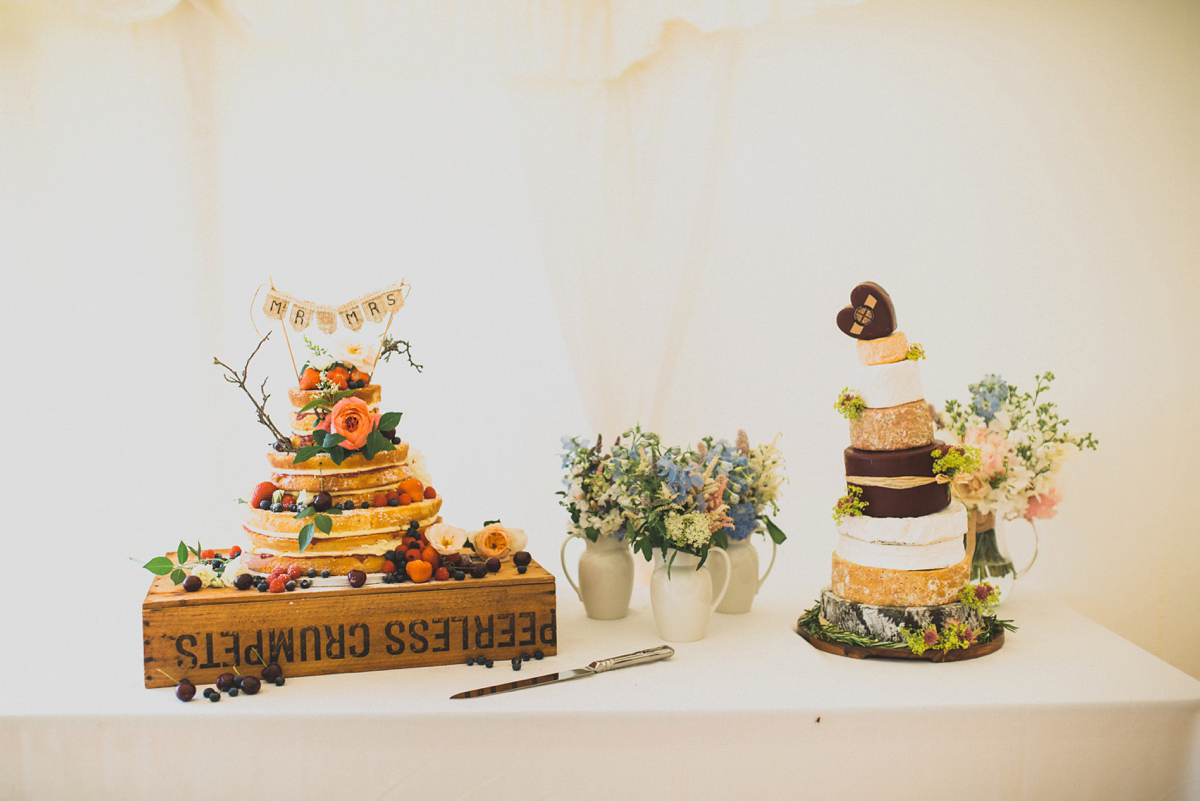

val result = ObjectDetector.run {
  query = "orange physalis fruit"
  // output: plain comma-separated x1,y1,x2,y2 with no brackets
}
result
398,479,424,501
405,560,433,583
325,367,350,389
299,367,321,390
420,545,439,568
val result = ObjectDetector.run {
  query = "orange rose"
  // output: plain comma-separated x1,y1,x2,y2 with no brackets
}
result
316,397,379,451
472,523,528,560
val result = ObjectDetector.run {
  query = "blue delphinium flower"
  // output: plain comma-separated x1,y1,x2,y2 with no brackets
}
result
723,502,759,541
561,435,590,469
657,455,702,505
969,375,1010,423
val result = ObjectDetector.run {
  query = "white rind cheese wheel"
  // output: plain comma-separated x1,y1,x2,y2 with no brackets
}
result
856,332,909,366
835,533,965,571
837,501,967,546
853,359,924,409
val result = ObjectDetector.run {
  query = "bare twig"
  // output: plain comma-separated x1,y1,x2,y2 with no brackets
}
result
214,332,293,451
379,335,424,373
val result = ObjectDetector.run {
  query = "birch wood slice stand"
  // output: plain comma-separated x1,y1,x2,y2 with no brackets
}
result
795,625,1004,662
142,554,557,688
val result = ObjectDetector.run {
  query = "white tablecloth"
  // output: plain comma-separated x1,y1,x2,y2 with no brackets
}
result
3,586,1198,800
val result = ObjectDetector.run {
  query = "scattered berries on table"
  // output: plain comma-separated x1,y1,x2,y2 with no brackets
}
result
511,658,522,671
453,570,465,581
513,551,532,567
485,558,501,573
228,687,239,697
284,580,296,591
434,567,450,582
257,582,268,592
533,650,544,660
485,659,494,668
215,673,235,692
517,565,527,574
175,682,196,702
287,564,306,581
470,563,488,579
262,663,282,682
241,676,261,695
274,677,285,687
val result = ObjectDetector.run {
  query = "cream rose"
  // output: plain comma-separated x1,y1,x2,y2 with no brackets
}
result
426,523,467,555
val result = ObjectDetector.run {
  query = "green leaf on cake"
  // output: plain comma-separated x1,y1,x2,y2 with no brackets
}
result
144,556,174,576
362,431,380,461
378,411,402,431
323,433,346,448
297,398,328,413
170,568,187,585
311,429,327,447
298,523,314,552
314,514,333,535
328,445,347,465
177,542,189,565
294,445,321,463
294,505,317,519
762,515,788,545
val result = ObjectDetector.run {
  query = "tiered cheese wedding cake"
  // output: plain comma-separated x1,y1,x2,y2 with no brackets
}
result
822,282,982,641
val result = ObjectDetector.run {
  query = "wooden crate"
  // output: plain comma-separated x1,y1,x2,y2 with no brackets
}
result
142,556,557,688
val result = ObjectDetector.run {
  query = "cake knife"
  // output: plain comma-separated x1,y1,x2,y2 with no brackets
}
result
449,645,675,699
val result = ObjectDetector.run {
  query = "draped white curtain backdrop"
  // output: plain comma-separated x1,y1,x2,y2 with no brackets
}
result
2,0,1198,683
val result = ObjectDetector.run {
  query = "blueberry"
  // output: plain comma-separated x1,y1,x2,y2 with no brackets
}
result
307,568,317,578
453,570,465,581
258,500,270,510
234,573,253,591
382,573,394,584
391,436,402,445
384,550,397,562
228,687,239,697
466,657,475,666
361,501,370,509
203,687,215,698
271,502,283,513
321,570,331,579
257,582,268,592
387,498,400,507
517,565,528,574
477,654,487,664
533,650,544,660
285,580,296,591
343,500,355,511
299,579,310,589
511,658,521,671
274,676,285,687
285,503,296,512
521,652,531,662
209,691,220,702
408,521,419,532
485,659,494,668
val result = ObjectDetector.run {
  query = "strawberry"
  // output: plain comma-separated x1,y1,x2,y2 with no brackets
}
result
298,367,320,390
325,367,350,389
250,482,277,510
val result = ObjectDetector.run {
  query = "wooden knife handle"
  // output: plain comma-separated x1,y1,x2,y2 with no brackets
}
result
589,645,675,673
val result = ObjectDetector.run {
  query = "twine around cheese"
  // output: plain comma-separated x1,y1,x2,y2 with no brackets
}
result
844,474,951,489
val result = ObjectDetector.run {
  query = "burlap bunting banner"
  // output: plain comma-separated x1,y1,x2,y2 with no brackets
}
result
261,283,406,335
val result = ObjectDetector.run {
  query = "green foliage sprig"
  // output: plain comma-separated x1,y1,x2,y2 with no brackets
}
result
293,505,343,552
834,388,866,421
832,484,867,523
143,541,206,585
931,445,982,479
906,344,925,361
293,411,403,465
798,603,1016,655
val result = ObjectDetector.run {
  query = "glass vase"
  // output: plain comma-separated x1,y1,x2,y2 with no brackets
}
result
968,510,1038,604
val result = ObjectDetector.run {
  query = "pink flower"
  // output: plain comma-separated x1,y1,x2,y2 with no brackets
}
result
922,628,939,646
964,426,1008,478
974,584,993,602
1023,487,1062,521
962,627,977,645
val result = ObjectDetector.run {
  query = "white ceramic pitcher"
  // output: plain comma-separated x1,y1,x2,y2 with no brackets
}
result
650,547,731,642
560,531,635,620
709,536,777,614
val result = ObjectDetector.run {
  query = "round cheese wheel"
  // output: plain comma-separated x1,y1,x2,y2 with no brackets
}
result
835,533,965,571
853,359,924,408
849,400,934,451
819,588,983,643
831,551,970,606
856,332,909,366
837,501,967,546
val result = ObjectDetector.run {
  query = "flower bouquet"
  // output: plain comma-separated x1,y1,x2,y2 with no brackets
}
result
938,372,1098,592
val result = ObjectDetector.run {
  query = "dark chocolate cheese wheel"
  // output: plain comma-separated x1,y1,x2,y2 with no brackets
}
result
844,442,951,518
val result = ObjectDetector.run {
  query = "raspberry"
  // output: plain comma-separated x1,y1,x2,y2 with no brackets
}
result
386,490,400,502
380,560,396,574
405,548,423,562
423,486,437,500
229,545,242,558
269,577,287,593
281,495,295,507
201,549,216,560
434,567,450,581
398,494,412,506
287,564,306,581
372,493,388,508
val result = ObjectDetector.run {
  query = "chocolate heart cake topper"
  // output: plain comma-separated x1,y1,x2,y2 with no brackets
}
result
836,282,896,340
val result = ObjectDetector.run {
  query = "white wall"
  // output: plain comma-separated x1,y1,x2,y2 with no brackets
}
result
1,0,1196,678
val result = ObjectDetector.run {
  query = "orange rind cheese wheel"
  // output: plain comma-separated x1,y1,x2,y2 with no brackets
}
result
857,332,909,366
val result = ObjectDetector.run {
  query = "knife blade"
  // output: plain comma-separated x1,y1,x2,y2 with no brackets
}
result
449,645,675,699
